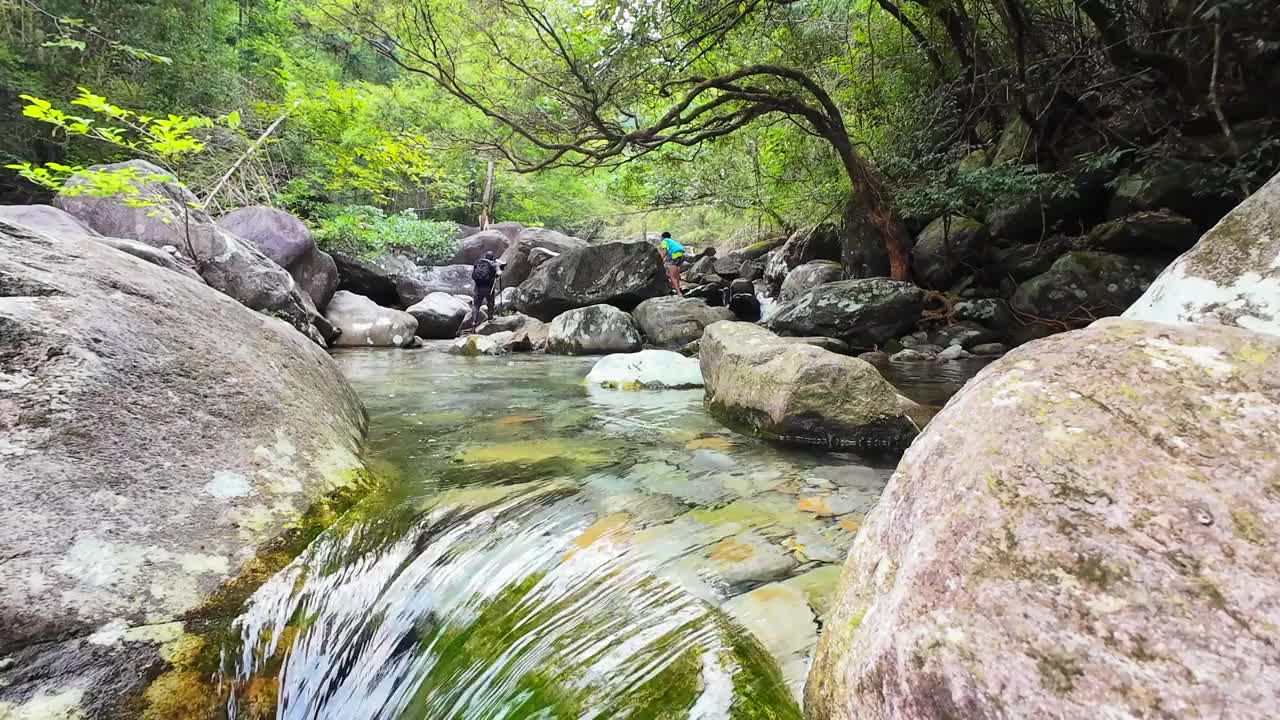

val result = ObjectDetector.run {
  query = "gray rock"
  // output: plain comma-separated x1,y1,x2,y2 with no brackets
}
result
936,344,969,361
777,336,851,355
765,278,925,349
476,312,541,336
1126,170,1280,338
685,253,718,282
546,304,644,355
857,351,889,363
488,220,524,241
930,320,1001,348
94,237,206,283
449,334,506,356
448,229,510,265
1012,252,1166,323
1108,159,1235,224
808,318,1280,720
970,342,1009,355
890,348,928,362
528,246,558,267
325,290,418,347
494,286,521,315
333,251,415,307
498,227,587,288
953,298,1013,330
54,161,315,338
218,206,339,311
632,296,735,347
0,224,366,717
517,242,668,322
911,216,988,289
700,322,923,451
780,260,843,301
406,292,470,339
714,236,787,278
987,237,1073,282
764,227,843,293
394,264,475,306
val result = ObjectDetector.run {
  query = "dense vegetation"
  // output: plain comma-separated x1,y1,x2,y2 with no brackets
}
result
2,0,1278,267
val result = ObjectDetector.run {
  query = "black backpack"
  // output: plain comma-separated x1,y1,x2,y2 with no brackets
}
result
472,258,495,284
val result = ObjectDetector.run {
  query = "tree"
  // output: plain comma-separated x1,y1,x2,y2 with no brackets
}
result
324,0,916,280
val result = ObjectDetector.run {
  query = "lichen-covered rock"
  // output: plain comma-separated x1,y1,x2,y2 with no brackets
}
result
218,206,339,311
764,227,843,293
700,322,922,451
55,161,315,338
546,304,643,355
585,349,704,389
765,278,924,349
780,260,843,301
394,264,476,307
632,296,734,347
406,292,470,339
517,242,668,321
498,227,587,288
0,223,366,717
952,298,1013,331
325,290,418,347
1125,171,1280,338
807,318,1280,720
1012,251,1165,322
911,216,987,289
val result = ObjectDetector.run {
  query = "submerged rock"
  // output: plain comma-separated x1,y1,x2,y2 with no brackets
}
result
516,242,668,321
0,223,366,717
1125,170,1280,337
765,278,924,349
546,304,644,355
700,322,922,451
325,290,418,347
808,318,1280,720
586,349,704,389
632,296,734,347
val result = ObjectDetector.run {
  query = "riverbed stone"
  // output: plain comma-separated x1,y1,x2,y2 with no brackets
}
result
700,322,922,451
54,160,315,338
632,296,734,347
1125,170,1280,337
0,223,366,717
930,321,1000,348
517,242,668,321
585,349,704,389
449,334,506,356
765,278,924,349
498,227,588,288
325,290,418,347
546,304,644,355
971,342,1008,355
406,292,470,339
807,318,1280,720
394,264,475,307
725,581,818,701
780,260,843,301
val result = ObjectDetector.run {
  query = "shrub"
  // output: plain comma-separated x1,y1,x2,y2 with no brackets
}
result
311,205,458,264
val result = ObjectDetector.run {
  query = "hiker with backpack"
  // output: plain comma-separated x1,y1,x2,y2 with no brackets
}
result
658,231,686,297
467,251,502,331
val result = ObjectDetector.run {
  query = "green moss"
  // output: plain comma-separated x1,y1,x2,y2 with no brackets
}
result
1033,648,1083,695
1231,507,1267,545
1072,552,1128,591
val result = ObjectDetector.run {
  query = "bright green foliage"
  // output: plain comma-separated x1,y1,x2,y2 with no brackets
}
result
310,204,458,263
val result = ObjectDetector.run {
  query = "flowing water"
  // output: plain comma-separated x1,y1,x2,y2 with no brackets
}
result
216,346,989,719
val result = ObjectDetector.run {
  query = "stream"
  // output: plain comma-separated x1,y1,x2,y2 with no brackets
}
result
216,345,990,719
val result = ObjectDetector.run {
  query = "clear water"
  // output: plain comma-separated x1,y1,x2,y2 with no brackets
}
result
217,345,980,719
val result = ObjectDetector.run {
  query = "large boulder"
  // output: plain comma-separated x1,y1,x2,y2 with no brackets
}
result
911,216,988,289
0,204,201,283
1108,158,1236,226
713,236,787,278
700,322,922,451
324,290,418,347
516,242,668,322
332,251,415,307
0,223,366,717
498,227,588,288
632,296,735,347
1126,171,1280,338
1084,210,1199,255
585,349,704,389
545,304,644,355
987,236,1072,282
807,318,1280,719
764,227,843,292
448,229,510,265
780,260,843,302
394,264,475,307
54,160,314,337
406,292,470,339
765,278,925,349
218,206,339,311
1012,251,1165,323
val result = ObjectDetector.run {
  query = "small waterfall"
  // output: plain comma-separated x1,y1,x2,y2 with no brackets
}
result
218,482,798,719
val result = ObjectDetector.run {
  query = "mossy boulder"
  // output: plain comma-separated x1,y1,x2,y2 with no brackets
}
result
1084,210,1199,255
1126,170,1280,338
807,318,1280,719
1011,251,1166,323
0,223,367,717
910,216,988,290
700,322,922,451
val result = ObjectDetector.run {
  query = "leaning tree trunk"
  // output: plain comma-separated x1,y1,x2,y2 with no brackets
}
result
833,137,913,282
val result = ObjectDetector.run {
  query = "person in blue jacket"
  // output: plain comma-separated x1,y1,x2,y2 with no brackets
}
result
658,231,685,297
